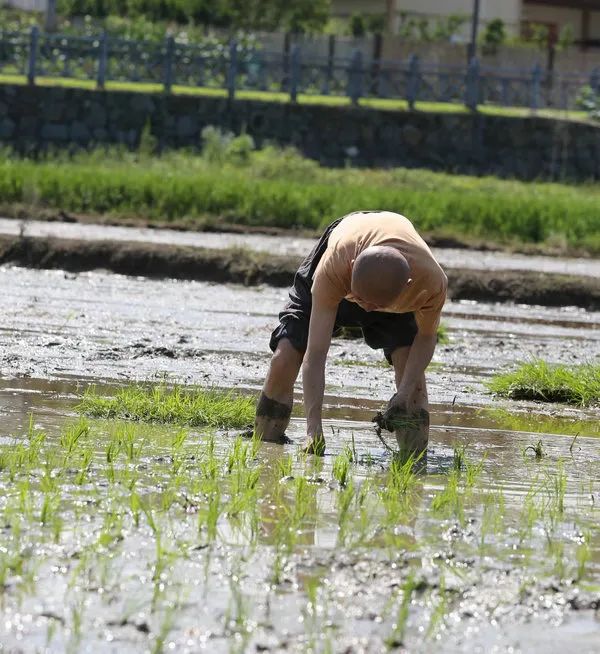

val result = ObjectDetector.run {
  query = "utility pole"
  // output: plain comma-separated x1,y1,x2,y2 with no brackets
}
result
385,0,396,34
45,0,58,32
468,0,481,61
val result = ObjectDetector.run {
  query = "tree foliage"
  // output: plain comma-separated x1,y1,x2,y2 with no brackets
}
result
56,0,331,32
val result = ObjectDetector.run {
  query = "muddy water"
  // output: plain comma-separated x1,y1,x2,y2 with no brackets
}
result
1,377,600,653
4,217,600,277
2,265,599,412
1,263,600,651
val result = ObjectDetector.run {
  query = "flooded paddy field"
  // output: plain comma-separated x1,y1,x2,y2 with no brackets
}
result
1,263,600,652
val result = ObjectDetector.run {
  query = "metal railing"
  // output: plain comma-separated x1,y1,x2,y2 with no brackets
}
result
1,27,599,111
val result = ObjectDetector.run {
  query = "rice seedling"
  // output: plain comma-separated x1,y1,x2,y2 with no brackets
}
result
524,439,546,459
464,455,486,489
59,418,90,457
550,461,567,515
431,470,464,524
303,573,330,652
518,485,541,546
576,531,592,581
479,489,505,553
452,444,467,472
386,573,417,649
277,453,294,479
151,602,179,654
427,575,448,639
74,447,94,485
336,481,355,547
79,384,255,429
489,360,600,406
202,487,222,543
332,451,352,487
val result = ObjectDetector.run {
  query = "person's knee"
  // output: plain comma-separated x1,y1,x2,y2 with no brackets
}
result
269,339,303,379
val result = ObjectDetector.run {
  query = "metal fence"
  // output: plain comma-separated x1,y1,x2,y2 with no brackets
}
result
1,27,599,111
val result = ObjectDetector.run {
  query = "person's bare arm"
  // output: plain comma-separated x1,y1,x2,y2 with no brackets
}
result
394,331,437,405
302,297,338,449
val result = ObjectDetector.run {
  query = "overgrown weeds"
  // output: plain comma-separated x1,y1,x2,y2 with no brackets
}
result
489,360,600,406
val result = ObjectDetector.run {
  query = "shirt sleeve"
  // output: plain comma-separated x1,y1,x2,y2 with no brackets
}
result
414,273,448,335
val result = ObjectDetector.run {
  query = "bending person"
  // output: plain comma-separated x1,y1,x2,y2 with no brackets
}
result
255,211,448,455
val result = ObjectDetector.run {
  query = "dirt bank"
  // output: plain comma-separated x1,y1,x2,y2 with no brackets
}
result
2,234,598,310
3,205,596,258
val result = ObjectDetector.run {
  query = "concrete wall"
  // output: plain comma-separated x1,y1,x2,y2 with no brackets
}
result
0,83,598,181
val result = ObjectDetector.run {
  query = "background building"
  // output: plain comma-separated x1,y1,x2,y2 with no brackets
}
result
332,0,600,48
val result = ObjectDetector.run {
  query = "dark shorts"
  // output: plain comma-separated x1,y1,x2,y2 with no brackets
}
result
269,217,418,364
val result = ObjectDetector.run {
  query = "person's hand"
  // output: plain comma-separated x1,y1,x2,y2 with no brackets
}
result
387,391,410,415
374,392,414,432
301,427,326,456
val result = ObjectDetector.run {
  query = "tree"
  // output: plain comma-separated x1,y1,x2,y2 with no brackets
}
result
223,0,330,33
481,18,506,54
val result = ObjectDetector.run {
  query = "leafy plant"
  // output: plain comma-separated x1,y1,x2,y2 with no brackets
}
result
576,85,600,121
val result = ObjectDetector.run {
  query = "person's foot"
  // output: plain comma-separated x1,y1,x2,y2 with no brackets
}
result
301,434,326,456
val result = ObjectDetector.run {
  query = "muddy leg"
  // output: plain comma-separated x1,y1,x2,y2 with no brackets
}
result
390,348,430,457
255,339,303,442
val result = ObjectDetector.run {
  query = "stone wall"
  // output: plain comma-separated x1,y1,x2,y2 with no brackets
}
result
1,83,599,181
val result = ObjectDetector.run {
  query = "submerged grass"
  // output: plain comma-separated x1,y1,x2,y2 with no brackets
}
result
78,384,255,428
2,144,600,253
489,360,600,407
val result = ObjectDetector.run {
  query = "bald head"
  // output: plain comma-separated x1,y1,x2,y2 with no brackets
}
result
351,246,411,308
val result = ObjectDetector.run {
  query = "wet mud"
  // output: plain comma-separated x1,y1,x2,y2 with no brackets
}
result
1,252,599,651
1,233,599,310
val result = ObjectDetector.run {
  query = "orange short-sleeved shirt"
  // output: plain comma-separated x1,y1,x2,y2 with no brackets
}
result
312,211,448,334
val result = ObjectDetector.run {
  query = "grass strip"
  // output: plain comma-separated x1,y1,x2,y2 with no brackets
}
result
488,360,600,406
0,74,589,121
2,148,600,253
78,384,255,428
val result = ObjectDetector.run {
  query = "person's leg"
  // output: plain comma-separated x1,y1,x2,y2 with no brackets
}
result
389,346,429,456
255,338,304,442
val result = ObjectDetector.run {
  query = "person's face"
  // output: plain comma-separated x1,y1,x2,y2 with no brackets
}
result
346,292,383,312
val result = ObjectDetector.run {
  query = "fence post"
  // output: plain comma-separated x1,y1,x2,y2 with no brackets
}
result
531,63,543,111
289,45,300,103
406,54,420,110
348,49,363,106
27,25,39,86
163,36,174,93
464,57,480,111
324,34,335,95
590,67,600,94
97,31,108,90
227,40,237,102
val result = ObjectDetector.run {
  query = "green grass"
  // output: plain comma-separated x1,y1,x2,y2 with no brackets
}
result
489,360,600,407
2,142,600,253
78,384,255,428
0,73,589,121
